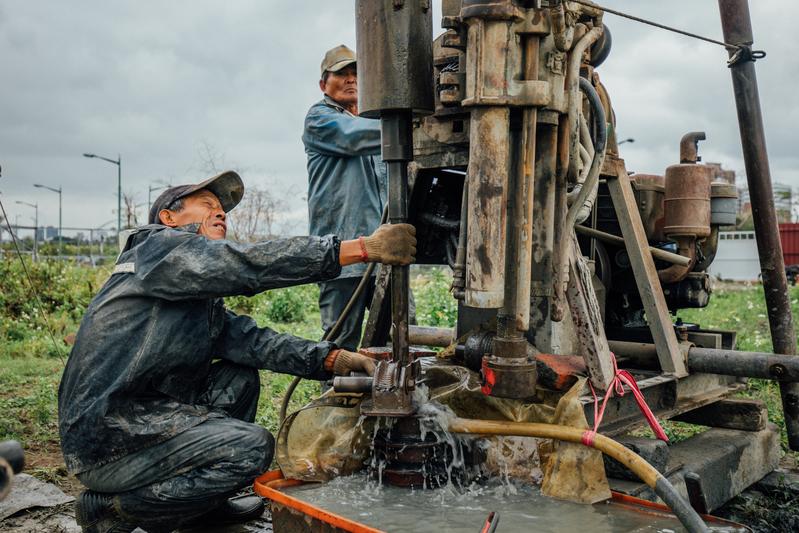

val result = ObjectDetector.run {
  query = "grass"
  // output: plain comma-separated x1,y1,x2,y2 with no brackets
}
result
2,258,798,495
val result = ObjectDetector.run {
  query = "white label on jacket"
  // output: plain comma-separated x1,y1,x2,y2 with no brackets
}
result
113,262,136,275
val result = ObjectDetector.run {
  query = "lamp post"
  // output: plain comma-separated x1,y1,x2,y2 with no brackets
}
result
15,200,38,262
33,183,62,259
148,184,169,214
618,138,635,145
83,153,121,234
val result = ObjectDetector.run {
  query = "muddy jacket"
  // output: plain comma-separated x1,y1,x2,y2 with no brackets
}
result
58,224,341,474
303,96,387,278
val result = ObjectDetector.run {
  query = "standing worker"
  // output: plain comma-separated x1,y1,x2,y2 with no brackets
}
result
58,171,416,533
303,44,388,351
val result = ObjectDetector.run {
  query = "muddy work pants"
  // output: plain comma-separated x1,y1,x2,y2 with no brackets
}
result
77,362,273,531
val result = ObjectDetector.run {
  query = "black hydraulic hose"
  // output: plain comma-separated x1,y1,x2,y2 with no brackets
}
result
564,77,607,231
279,207,389,422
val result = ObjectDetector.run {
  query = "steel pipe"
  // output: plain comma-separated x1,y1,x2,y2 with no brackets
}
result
719,0,799,450
609,340,799,382
408,326,456,348
574,225,691,266
332,376,374,394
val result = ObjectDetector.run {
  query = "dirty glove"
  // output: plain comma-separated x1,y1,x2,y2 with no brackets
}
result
332,350,376,377
362,223,416,265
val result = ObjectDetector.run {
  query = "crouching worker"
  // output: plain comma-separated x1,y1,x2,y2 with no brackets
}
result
57,171,416,533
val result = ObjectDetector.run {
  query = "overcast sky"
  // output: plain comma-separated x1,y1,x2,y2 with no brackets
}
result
1,1,797,235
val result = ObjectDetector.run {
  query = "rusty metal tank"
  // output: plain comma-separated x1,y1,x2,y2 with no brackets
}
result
663,164,712,239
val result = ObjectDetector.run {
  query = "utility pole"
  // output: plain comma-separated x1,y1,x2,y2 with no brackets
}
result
83,153,122,234
15,200,38,262
33,183,62,259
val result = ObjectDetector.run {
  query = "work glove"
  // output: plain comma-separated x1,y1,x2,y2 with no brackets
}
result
362,223,416,265
333,350,376,377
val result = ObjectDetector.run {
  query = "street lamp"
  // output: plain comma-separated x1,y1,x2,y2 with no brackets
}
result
148,184,169,214
15,200,38,261
618,138,635,145
33,183,62,259
83,152,121,234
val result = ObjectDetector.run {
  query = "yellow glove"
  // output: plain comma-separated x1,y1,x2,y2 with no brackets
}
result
362,223,416,266
332,350,376,376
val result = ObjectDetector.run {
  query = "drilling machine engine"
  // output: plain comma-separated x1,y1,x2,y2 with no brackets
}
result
325,0,799,513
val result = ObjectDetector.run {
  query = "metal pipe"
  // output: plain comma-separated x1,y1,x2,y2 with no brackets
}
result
574,225,691,266
609,340,799,382
694,226,720,271
382,112,414,375
719,0,799,450
465,107,509,308
408,325,455,347
657,235,697,284
680,132,706,164
332,376,374,394
448,418,709,533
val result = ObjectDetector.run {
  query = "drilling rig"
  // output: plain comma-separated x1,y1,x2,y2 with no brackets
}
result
269,0,799,526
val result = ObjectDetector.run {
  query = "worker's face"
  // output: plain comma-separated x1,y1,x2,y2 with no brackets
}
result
319,64,357,109
159,190,227,240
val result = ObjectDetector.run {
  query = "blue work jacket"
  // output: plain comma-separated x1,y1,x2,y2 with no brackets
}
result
302,96,387,277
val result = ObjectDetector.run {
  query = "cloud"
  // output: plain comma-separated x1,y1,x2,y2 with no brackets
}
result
0,1,796,234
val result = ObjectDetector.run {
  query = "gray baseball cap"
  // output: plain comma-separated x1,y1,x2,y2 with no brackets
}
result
320,45,356,76
148,170,244,225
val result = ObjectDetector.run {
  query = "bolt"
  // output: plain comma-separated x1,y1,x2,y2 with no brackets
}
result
770,363,787,379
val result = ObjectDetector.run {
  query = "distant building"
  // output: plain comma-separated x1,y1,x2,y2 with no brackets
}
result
709,231,760,281
738,182,793,224
710,224,799,281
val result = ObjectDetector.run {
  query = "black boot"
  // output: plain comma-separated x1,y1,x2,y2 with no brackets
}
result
75,490,137,533
188,494,265,527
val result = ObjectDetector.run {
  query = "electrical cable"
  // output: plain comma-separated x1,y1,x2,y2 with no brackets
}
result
0,189,66,365
569,0,749,53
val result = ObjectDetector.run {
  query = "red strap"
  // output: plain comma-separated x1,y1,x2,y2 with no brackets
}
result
582,352,669,447
358,236,369,262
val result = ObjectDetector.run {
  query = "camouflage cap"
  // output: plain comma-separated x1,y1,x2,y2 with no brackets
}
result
320,44,356,77
148,170,244,225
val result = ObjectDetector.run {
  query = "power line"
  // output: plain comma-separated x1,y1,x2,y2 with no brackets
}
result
570,0,764,62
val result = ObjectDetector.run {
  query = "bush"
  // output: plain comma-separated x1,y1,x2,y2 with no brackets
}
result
0,258,110,358
413,267,458,328
225,284,320,325
266,288,307,323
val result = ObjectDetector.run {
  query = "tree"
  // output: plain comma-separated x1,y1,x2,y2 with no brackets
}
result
191,140,289,241
226,186,285,242
122,192,143,229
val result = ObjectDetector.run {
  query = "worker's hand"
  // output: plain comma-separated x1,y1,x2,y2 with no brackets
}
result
363,223,416,265
333,350,376,377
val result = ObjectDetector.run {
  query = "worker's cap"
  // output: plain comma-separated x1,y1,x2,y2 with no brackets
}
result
148,170,244,225
320,44,356,77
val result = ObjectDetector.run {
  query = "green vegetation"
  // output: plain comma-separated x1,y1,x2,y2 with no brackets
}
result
2,258,798,493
